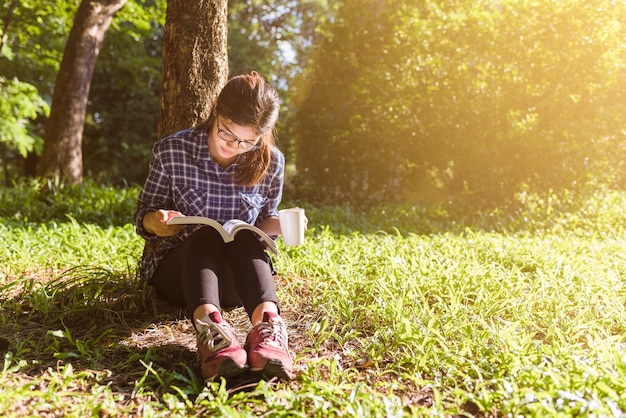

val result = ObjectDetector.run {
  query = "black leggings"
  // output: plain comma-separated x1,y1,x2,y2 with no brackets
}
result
149,226,279,319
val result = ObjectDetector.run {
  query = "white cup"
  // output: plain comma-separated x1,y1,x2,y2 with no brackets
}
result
278,207,305,246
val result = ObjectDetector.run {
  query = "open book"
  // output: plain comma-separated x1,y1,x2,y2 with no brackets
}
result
166,216,277,254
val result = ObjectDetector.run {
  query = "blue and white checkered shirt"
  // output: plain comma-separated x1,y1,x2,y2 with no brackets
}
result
134,126,285,281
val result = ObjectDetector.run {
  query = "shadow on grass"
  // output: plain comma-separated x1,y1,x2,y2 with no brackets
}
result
0,266,317,399
0,266,203,395
0,264,443,417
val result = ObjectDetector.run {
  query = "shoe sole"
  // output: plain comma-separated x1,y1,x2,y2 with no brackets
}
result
251,359,293,381
207,359,249,381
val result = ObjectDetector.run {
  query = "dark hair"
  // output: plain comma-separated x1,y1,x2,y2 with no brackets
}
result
200,72,280,186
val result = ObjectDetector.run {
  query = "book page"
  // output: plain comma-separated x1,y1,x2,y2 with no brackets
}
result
222,219,252,236
166,216,230,242
222,219,278,254
166,216,277,254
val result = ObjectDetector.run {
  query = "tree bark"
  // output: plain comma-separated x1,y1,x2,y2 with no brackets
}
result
38,0,127,183
158,0,229,139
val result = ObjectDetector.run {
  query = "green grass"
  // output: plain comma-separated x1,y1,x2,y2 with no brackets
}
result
1,181,625,416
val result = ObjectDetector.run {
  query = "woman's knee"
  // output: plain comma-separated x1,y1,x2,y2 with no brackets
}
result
188,226,225,247
230,229,266,252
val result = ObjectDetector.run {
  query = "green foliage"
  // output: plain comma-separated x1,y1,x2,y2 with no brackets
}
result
227,0,284,81
0,1,74,89
0,178,139,226
0,1,72,177
279,188,626,416
294,0,626,205
294,0,407,203
84,1,165,184
0,76,48,156
227,0,332,165
1,183,626,415
0,0,166,184
1,0,325,185
3,0,626,205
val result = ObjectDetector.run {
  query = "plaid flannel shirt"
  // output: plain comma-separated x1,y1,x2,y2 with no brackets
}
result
134,126,284,281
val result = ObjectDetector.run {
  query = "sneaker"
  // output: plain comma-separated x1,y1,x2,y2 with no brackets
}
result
245,311,293,380
196,311,248,381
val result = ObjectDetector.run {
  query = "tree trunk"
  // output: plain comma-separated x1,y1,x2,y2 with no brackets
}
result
158,0,229,139
38,0,127,183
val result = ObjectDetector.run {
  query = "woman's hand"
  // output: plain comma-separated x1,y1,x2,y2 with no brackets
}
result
143,209,185,236
259,214,309,236
258,216,282,236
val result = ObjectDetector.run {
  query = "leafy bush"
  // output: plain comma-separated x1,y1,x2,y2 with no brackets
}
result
0,179,139,226
294,0,626,204
0,76,49,157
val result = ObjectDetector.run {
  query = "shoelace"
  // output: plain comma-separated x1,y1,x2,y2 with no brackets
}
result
256,319,287,349
197,319,233,353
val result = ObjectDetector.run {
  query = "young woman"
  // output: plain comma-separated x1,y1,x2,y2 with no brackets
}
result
134,72,294,381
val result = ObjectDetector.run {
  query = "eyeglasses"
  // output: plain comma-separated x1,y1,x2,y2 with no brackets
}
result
216,116,260,151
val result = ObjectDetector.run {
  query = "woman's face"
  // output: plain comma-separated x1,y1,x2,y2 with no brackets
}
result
209,115,260,165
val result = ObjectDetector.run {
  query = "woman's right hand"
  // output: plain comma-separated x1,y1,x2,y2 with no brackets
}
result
143,209,185,236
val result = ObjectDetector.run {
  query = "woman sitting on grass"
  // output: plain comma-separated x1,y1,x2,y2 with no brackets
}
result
134,72,294,381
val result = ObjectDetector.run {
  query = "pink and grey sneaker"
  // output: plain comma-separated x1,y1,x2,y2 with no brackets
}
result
196,311,248,381
245,311,293,380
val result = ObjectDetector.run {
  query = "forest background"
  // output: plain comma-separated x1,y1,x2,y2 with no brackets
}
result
2,1,626,415
1,0,625,206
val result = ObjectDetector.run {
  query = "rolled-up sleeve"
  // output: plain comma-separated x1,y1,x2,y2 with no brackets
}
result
134,142,173,239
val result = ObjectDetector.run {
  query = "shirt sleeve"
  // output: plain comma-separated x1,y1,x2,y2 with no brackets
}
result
134,141,173,239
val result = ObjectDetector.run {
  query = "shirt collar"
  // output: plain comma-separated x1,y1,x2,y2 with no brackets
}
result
192,127,211,162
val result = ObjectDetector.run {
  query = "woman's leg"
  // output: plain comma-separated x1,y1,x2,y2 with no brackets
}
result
151,228,291,380
224,231,293,379
150,227,231,320
156,227,247,380
148,243,188,309
223,230,279,321
180,227,234,324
